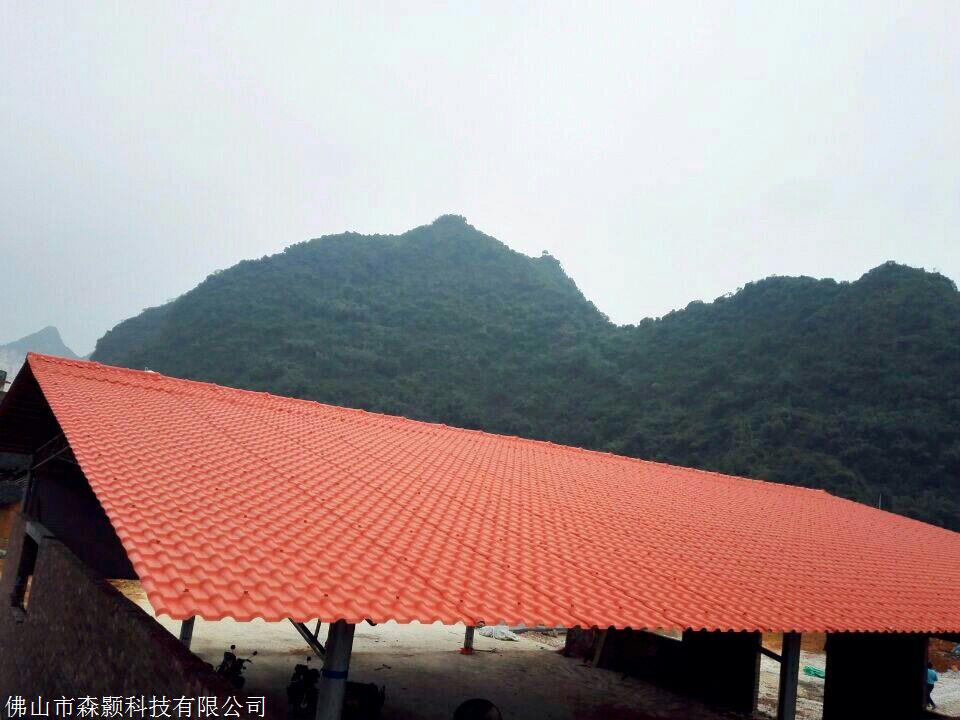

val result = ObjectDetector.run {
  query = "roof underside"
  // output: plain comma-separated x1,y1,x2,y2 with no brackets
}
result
3,353,960,633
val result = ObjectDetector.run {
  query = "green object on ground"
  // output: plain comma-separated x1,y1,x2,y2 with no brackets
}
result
803,665,826,679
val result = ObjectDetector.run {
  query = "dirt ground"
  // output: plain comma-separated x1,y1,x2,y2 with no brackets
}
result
117,581,747,720
756,650,824,720
752,633,823,720
115,582,960,719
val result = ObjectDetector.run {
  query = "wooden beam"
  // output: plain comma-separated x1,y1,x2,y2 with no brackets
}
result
761,645,782,662
24,519,54,543
31,435,75,472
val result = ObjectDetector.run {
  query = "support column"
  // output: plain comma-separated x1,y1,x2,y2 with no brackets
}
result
777,632,801,720
681,630,761,714
290,619,326,658
823,632,927,719
592,628,611,667
461,625,476,654
179,617,196,649
315,620,356,720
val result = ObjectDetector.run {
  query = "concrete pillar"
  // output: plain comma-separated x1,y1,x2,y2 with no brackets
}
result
777,632,801,720
681,630,761,714
460,625,476,654
178,617,196,649
315,620,356,720
822,632,927,719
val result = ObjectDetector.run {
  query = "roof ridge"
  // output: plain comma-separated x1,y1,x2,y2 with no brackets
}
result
26,352,824,497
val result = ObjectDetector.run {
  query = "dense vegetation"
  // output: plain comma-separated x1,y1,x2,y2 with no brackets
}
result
93,216,960,530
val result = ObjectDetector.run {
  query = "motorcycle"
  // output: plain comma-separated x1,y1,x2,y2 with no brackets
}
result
287,658,321,718
286,656,384,720
216,644,257,689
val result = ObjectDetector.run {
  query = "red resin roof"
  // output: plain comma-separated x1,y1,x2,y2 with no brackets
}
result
7,353,960,633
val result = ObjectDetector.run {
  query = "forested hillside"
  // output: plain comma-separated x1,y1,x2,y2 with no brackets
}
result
93,216,960,529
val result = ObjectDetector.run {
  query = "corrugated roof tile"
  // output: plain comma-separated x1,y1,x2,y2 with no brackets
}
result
6,352,960,633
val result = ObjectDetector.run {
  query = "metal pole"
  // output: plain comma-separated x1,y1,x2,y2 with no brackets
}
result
777,632,802,720
461,625,476,654
179,617,196,649
290,619,326,658
315,620,356,720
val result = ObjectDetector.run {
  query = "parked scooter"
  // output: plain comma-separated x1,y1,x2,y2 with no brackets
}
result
216,644,257,689
286,658,384,720
286,657,320,719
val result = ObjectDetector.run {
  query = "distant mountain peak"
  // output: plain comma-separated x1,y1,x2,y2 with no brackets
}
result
431,213,469,226
858,261,958,291
0,326,78,379
15,325,65,344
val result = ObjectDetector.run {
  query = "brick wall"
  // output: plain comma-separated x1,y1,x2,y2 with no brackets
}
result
0,503,19,549
0,513,256,701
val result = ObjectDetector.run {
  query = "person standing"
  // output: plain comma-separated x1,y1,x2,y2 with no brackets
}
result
927,662,939,710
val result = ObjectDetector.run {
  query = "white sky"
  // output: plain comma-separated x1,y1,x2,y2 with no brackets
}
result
1,1,958,354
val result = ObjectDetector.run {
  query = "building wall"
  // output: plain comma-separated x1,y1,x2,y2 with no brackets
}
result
0,501,21,548
822,631,927,719
564,626,760,714
25,462,136,579
565,626,686,685
0,513,256,701
680,629,761,714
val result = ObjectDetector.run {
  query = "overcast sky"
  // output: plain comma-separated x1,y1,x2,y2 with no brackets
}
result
1,2,958,354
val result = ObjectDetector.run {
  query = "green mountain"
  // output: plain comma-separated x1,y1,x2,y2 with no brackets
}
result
93,216,960,529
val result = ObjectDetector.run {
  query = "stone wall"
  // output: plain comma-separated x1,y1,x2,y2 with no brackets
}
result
0,513,250,701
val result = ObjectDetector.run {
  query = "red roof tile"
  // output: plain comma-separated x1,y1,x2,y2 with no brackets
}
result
7,353,960,632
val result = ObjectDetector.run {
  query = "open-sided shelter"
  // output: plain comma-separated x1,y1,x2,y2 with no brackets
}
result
1,353,959,719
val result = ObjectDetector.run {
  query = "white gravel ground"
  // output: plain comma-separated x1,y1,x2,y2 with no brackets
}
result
118,582,742,720
117,583,960,719
933,670,960,717
756,649,960,719
756,650,825,720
